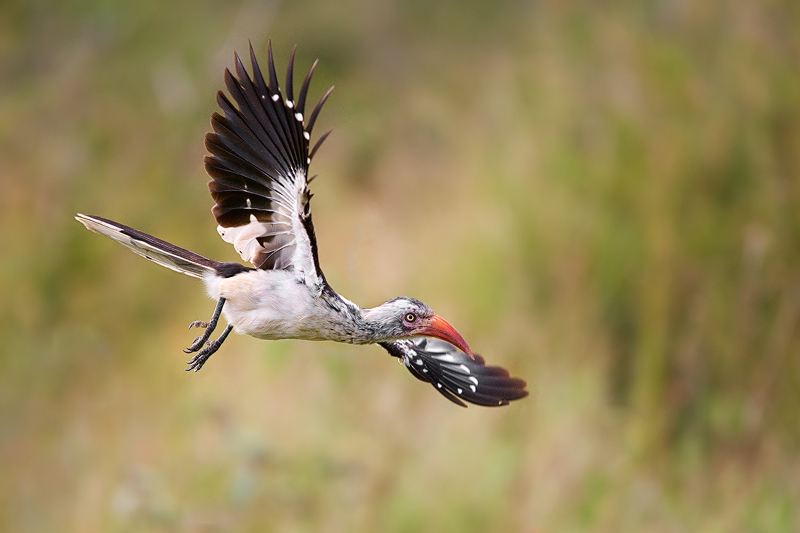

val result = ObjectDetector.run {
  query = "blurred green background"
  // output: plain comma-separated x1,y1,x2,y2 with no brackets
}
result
2,0,800,531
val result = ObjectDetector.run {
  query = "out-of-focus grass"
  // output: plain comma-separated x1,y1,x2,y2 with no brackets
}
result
2,0,799,531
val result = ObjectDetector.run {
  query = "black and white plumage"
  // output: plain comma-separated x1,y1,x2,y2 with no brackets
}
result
206,44,331,282
382,338,528,407
76,42,527,407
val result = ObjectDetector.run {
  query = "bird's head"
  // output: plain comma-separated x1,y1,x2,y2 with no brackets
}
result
362,297,473,358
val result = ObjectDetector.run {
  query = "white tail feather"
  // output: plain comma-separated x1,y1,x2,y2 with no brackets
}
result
75,214,217,279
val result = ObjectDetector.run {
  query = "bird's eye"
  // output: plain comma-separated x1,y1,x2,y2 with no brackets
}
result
404,313,417,323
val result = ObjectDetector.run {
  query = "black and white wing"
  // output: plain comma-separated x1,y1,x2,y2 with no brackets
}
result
205,42,333,284
381,338,529,407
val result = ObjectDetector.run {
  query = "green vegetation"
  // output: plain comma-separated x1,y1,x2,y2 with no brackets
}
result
1,0,799,530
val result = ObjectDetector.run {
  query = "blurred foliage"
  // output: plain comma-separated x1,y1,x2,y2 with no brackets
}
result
1,0,800,531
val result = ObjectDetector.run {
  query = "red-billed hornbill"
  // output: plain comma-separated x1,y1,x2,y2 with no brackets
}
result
76,43,528,407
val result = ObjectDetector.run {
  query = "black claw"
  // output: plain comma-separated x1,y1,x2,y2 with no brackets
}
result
183,298,226,354
185,324,233,372
184,336,207,353
186,349,207,368
186,344,215,371
187,345,212,371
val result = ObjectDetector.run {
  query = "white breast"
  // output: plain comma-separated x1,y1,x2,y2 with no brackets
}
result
203,270,354,342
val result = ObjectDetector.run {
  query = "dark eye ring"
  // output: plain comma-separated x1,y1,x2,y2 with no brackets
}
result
405,313,417,323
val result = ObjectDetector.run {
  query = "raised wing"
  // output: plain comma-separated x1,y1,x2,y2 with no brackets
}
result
205,42,333,284
381,338,529,407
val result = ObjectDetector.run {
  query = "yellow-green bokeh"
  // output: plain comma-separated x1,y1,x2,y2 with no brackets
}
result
2,0,799,531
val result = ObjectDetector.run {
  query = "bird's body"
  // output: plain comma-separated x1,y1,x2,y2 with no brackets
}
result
207,269,336,341
207,269,369,344
77,42,528,407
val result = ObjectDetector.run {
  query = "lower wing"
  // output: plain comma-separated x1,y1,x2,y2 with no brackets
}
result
381,338,528,407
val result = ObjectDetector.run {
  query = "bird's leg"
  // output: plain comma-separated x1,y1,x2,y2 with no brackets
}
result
184,298,226,353
186,324,233,372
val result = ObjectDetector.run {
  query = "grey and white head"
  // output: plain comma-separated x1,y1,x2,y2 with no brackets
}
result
361,297,473,356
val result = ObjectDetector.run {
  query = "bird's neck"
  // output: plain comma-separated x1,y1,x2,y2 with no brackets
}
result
319,285,390,345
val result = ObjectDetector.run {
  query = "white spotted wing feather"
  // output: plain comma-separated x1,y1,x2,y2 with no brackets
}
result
383,338,529,407
205,42,333,286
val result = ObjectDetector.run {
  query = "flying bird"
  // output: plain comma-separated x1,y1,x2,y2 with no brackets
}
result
76,43,528,407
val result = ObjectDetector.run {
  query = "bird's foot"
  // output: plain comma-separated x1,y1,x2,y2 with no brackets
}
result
185,342,219,372
184,334,210,353
185,324,233,372
183,298,226,353
184,336,210,353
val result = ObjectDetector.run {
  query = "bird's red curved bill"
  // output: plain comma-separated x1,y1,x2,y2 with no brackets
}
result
417,315,474,359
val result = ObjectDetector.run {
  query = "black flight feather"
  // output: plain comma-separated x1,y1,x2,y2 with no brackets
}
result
307,86,333,135
381,338,529,408
297,59,318,115
205,43,333,278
